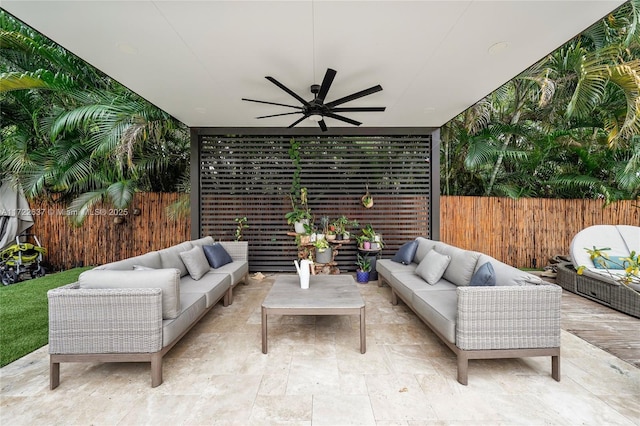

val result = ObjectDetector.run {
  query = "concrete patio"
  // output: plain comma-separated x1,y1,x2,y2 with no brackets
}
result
1,274,639,425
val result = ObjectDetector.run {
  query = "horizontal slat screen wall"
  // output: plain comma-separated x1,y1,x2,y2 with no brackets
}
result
199,135,432,272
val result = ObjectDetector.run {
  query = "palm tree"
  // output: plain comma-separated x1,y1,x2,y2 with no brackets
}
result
1,11,190,224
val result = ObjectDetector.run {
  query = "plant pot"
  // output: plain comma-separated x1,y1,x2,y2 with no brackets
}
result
363,241,371,250
342,231,350,240
370,242,380,250
294,220,309,234
315,248,332,264
327,234,336,241
356,270,370,283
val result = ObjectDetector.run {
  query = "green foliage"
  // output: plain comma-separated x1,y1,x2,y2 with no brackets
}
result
441,1,640,200
0,267,91,367
234,216,248,241
0,11,190,225
355,253,372,272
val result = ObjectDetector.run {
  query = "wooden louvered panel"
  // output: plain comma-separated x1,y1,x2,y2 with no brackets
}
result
197,134,433,272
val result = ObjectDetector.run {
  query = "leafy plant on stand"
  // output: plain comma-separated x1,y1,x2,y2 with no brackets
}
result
234,216,248,241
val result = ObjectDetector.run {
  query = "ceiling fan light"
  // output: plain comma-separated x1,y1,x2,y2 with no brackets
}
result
308,114,323,122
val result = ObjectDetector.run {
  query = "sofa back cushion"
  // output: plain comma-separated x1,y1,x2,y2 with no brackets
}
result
413,237,439,264
475,254,542,286
158,241,193,277
78,268,181,319
191,236,215,248
433,243,480,286
617,225,639,254
96,251,162,271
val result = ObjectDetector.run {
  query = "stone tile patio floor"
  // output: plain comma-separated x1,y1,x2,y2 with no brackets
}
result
1,273,638,425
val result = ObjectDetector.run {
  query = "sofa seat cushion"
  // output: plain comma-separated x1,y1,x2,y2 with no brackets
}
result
412,289,458,344
161,292,206,347
389,271,456,305
208,260,248,286
78,268,181,319
376,259,416,279
434,243,480,286
158,241,193,277
180,272,231,308
96,251,162,271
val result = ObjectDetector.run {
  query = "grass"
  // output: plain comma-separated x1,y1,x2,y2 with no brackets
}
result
0,267,91,367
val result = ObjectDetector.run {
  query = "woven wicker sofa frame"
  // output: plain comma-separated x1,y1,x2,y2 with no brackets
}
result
556,262,639,318
48,240,249,389
48,283,228,389
384,278,561,385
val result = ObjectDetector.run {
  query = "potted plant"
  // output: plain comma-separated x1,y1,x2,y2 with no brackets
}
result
285,187,311,234
355,253,372,283
313,237,332,264
359,224,383,250
334,215,359,240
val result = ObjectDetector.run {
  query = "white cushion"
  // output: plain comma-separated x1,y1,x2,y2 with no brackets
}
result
179,246,211,280
415,249,451,285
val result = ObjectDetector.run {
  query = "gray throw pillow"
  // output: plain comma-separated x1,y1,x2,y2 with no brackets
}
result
415,249,451,285
203,243,233,269
179,246,211,280
470,261,496,286
391,240,419,265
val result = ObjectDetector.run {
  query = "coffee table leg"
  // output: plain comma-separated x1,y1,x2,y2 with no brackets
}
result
360,306,366,354
262,306,268,354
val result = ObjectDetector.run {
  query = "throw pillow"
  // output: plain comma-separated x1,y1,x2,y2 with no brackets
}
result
203,243,233,269
593,255,628,270
470,262,496,286
415,249,451,285
391,240,419,265
179,246,211,280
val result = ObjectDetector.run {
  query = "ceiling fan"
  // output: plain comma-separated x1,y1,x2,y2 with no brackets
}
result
242,68,385,132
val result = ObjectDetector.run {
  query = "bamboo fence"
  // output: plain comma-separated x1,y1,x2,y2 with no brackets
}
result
27,194,638,271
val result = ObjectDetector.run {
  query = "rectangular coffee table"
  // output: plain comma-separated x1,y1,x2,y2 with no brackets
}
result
261,274,366,354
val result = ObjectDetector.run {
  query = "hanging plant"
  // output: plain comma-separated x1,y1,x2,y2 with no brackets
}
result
361,183,374,208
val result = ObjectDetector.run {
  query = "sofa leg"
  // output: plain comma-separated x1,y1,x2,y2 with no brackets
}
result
151,353,163,387
391,290,398,306
552,355,560,382
50,358,60,390
242,273,249,285
224,288,231,307
457,354,469,385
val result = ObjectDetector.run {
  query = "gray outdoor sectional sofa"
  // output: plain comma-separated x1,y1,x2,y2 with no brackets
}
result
47,237,248,389
377,237,562,385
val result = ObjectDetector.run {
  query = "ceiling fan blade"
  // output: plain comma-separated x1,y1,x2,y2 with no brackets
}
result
316,68,337,103
265,76,310,106
288,115,309,128
256,112,303,119
331,107,386,112
242,98,303,110
325,85,383,108
318,119,328,132
324,112,362,126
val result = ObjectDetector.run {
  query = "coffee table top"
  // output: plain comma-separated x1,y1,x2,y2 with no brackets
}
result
262,274,364,310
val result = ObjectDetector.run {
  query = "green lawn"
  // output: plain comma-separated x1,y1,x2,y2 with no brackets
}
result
0,267,91,367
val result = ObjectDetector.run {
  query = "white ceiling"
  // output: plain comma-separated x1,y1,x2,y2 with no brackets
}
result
3,1,626,130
